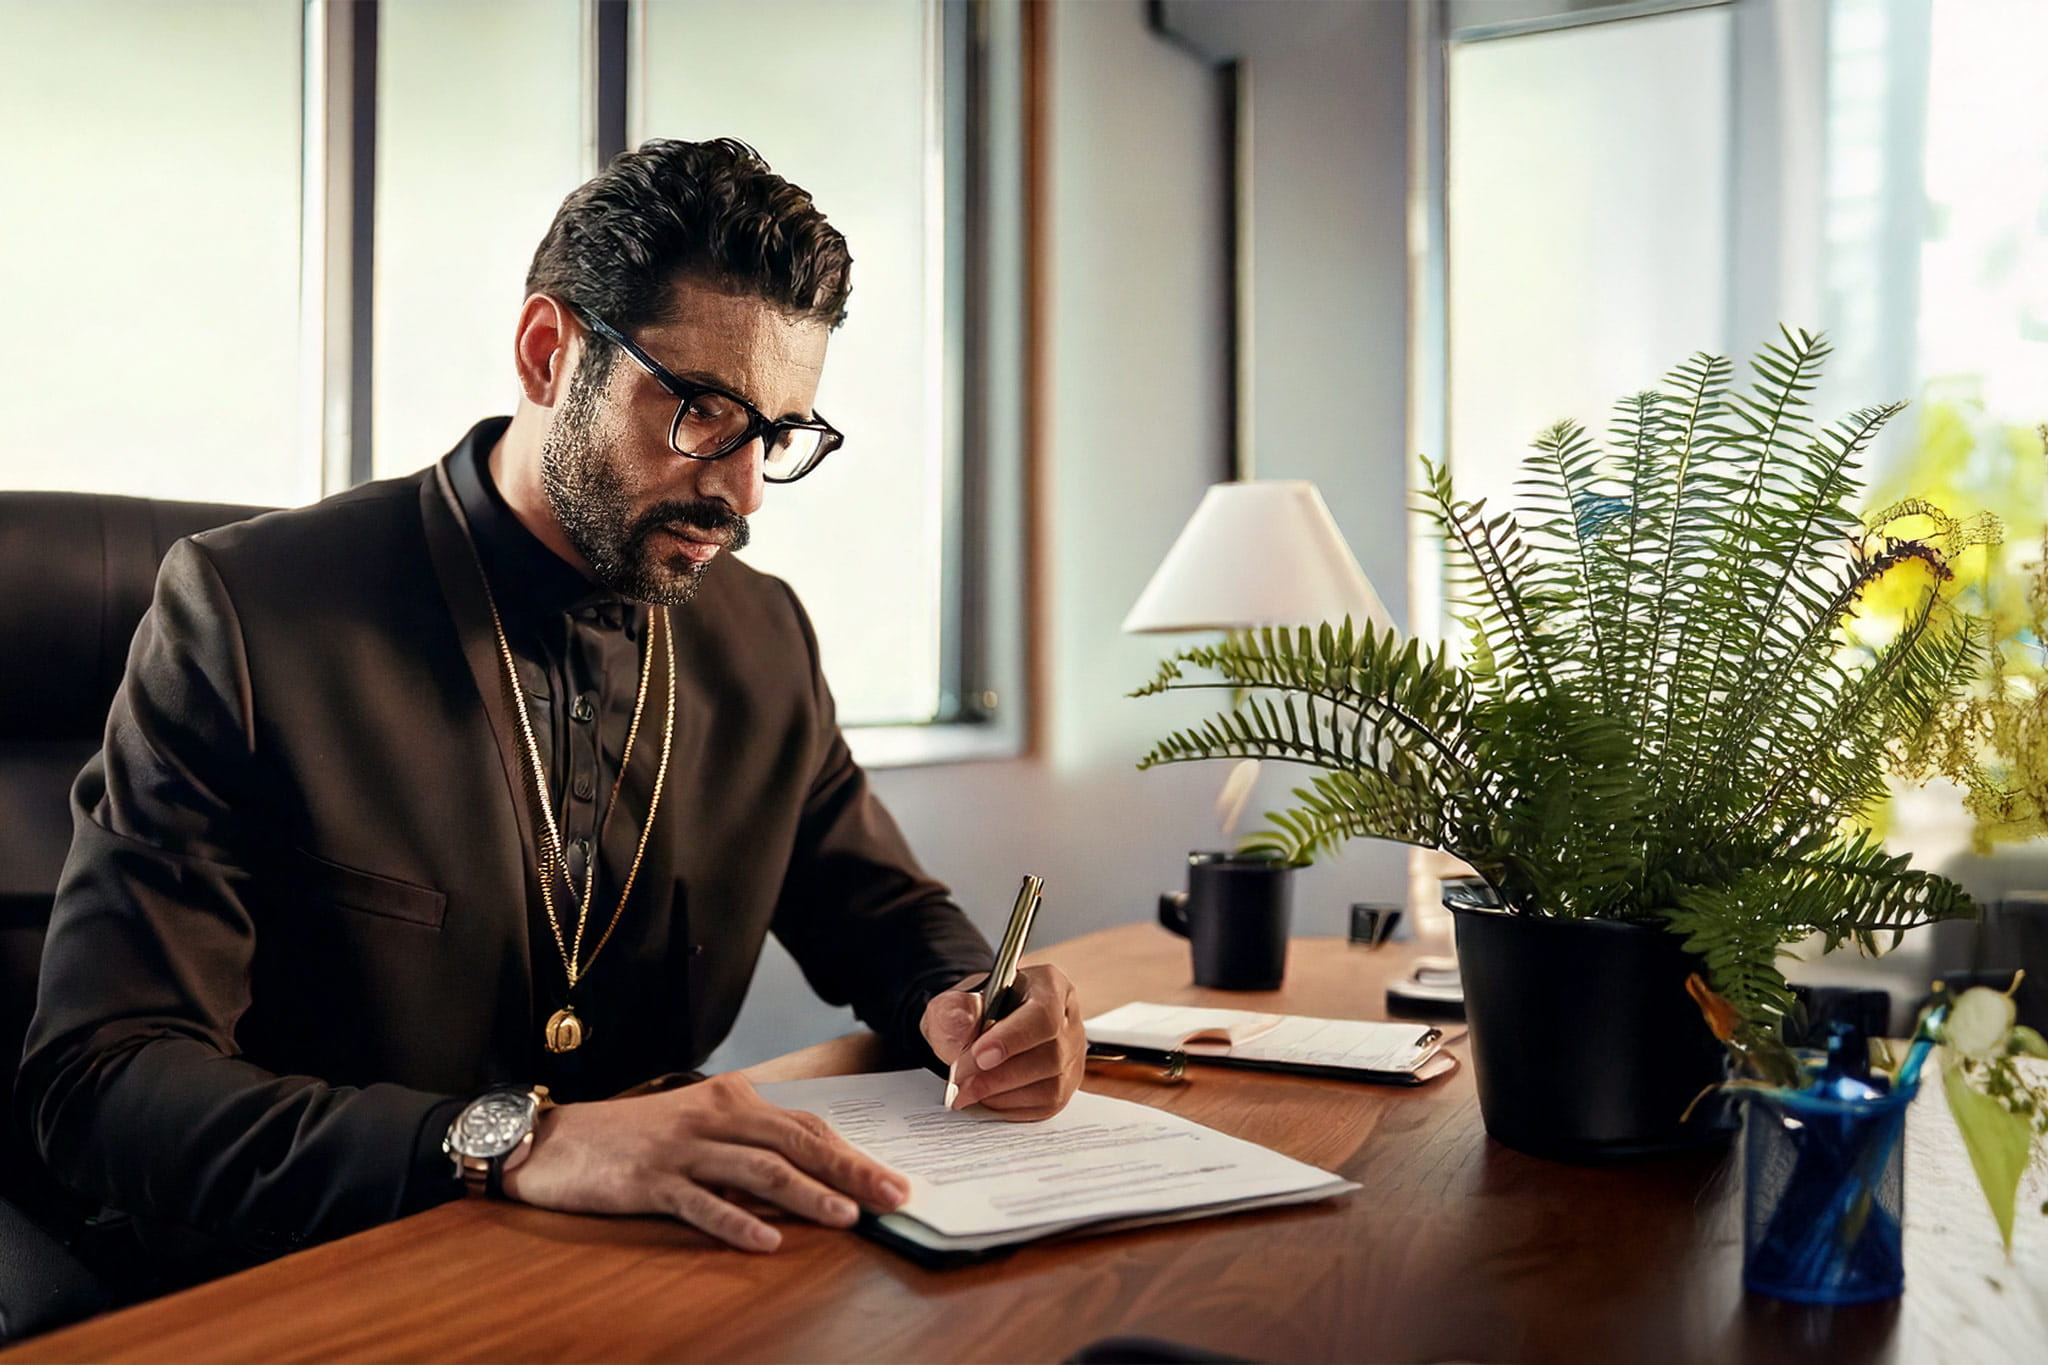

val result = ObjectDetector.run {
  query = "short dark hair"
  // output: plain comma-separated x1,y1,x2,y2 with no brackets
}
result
525,138,852,337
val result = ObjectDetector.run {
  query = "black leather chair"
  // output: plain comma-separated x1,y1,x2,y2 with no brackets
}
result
0,491,266,1343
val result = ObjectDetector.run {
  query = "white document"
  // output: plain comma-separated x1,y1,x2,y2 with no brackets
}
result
757,1069,1355,1254
1086,1001,1448,1076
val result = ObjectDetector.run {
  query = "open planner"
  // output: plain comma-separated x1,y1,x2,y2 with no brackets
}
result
757,1070,1355,1266
1085,1002,1459,1085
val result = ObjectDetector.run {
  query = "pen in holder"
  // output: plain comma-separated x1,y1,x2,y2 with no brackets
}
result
1741,1081,1913,1303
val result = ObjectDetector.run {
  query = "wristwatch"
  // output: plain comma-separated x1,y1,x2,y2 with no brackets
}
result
444,1085,553,1197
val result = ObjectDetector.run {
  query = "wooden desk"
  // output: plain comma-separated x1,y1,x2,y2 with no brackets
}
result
8,925,2046,1364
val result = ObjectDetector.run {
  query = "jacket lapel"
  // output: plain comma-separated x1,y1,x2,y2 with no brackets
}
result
421,459,543,890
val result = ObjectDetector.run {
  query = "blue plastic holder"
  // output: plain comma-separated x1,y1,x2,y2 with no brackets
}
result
1741,1081,1916,1304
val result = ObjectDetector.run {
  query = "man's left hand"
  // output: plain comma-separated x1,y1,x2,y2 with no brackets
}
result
919,965,1085,1120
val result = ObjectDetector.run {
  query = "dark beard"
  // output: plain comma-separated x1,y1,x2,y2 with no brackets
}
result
540,358,752,605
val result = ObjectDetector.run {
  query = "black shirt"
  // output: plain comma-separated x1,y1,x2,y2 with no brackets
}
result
446,418,669,1095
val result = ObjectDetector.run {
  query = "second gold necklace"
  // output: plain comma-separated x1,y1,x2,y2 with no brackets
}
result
480,587,676,1053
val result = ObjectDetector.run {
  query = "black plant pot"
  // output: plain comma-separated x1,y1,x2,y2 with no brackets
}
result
1450,901,1731,1163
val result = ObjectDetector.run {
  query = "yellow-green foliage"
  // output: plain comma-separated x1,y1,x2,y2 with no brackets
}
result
1891,417,2048,850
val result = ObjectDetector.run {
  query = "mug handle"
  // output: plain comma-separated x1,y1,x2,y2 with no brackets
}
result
1158,890,1191,938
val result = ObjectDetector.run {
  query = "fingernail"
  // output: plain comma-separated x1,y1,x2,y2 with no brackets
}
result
973,1039,1004,1070
826,1197,857,1224
749,1224,781,1252
880,1178,910,1205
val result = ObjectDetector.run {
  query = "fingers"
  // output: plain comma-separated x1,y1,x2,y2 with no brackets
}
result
956,965,1067,1074
688,1146,862,1229
949,966,1086,1114
975,1075,1068,1122
720,1100,910,1212
951,1042,1067,1110
661,1176,785,1253
920,986,984,1066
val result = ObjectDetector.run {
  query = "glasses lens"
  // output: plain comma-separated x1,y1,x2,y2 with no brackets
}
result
762,428,827,482
671,392,753,457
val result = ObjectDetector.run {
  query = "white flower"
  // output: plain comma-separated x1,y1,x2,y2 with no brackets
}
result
1946,986,2017,1060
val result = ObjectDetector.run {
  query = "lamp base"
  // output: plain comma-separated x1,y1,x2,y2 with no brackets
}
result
1386,956,1465,1021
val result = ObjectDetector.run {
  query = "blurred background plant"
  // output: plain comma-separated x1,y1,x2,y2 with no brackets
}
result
1886,412,2048,850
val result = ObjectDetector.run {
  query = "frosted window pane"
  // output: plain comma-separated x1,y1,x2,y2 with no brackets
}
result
0,0,311,506
636,0,944,727
372,0,588,480
1446,8,1732,510
1916,0,2048,419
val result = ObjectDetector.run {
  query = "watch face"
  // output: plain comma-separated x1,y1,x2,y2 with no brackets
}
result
454,1091,535,1159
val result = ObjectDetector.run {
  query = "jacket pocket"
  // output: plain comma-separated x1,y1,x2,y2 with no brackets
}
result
285,847,447,929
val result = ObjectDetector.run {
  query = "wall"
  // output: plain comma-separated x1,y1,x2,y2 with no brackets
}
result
1234,0,1415,933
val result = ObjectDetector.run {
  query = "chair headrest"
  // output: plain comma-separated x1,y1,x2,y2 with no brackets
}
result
0,492,269,743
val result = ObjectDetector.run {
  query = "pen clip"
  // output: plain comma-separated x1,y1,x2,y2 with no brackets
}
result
1414,1027,1443,1050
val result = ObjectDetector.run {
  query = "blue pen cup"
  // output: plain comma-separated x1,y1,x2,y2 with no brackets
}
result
1741,1083,1916,1305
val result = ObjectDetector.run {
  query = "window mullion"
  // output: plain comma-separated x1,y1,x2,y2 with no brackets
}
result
304,0,377,495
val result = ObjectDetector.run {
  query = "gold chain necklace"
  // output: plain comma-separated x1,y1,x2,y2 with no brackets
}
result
477,583,676,1053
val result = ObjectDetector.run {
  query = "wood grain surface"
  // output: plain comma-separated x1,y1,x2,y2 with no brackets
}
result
8,925,2042,1364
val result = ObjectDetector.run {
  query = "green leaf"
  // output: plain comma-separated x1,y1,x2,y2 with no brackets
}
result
2010,1026,2048,1060
1943,1055,2034,1250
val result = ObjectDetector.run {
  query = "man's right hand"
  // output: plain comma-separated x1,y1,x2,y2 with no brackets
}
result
496,1072,909,1252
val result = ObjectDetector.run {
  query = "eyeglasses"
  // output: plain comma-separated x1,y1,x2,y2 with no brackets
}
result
571,306,843,484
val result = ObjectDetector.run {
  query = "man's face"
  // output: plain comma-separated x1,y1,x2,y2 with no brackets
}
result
540,278,832,604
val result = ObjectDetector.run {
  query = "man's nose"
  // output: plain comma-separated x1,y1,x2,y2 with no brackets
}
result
698,437,766,517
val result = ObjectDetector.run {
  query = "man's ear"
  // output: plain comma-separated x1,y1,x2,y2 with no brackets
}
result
513,293,577,407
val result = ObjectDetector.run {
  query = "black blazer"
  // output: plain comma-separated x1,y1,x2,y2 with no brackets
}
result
19,448,991,1262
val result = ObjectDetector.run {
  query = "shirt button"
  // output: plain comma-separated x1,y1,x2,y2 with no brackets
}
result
572,773,594,801
571,694,595,723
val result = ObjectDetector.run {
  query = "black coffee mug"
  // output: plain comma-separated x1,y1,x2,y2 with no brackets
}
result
1157,851,1294,990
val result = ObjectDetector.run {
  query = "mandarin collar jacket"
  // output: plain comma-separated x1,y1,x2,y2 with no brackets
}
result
19,421,991,1277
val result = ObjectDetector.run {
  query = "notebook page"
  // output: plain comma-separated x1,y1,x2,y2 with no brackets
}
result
1087,1003,1439,1073
1226,1016,1441,1072
758,1069,1349,1241
1083,1002,1286,1051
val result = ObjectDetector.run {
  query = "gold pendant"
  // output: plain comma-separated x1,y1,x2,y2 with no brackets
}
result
544,1006,586,1053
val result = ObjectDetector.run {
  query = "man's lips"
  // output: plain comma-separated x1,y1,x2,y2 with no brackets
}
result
657,525,728,563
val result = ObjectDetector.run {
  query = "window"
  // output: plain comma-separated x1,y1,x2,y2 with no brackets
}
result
0,0,1022,763
1443,4,1734,511
1820,0,2048,467
637,0,958,729
0,0,311,506
371,0,588,480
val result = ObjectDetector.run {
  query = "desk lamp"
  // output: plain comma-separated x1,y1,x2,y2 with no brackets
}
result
1122,480,1393,826
1123,480,1463,1016
1123,480,1389,843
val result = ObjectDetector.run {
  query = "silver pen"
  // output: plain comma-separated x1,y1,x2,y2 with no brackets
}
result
945,874,1044,1109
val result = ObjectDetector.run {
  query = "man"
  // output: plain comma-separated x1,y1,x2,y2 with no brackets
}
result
19,138,1084,1284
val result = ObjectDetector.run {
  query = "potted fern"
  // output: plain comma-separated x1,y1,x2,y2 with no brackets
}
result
1134,331,1991,1161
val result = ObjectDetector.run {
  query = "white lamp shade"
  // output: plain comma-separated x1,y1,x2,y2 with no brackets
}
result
1121,480,1394,634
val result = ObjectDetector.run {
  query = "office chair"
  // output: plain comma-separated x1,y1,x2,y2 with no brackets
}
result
0,490,266,1343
